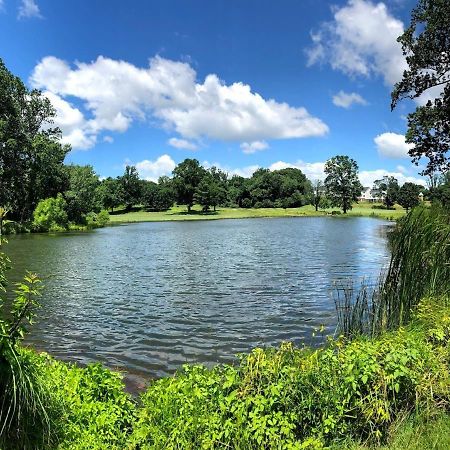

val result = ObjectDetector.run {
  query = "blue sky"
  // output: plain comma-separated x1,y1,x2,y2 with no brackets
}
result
0,0,427,186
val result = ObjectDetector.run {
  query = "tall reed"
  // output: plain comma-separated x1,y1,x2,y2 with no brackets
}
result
335,204,450,337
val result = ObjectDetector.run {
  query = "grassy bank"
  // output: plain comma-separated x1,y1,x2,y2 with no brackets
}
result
109,202,406,224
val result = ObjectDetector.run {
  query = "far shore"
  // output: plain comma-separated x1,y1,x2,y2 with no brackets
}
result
108,202,406,224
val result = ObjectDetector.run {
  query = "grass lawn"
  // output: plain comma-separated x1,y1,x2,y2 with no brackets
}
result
108,202,406,224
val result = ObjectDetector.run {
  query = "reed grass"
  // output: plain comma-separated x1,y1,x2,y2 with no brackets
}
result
335,204,450,338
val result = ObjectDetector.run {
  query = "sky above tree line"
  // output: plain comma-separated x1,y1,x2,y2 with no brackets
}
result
0,0,428,186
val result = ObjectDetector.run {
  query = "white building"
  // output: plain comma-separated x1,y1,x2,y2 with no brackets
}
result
358,186,382,202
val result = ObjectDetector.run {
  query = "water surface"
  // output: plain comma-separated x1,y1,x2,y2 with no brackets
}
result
5,217,390,386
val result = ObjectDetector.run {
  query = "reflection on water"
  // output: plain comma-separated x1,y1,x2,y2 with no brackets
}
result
5,217,391,382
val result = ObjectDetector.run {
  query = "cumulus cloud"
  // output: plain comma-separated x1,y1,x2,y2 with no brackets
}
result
306,0,407,86
18,0,42,19
374,132,414,159
240,140,269,154
30,55,328,150
43,91,96,149
135,154,176,181
168,137,198,150
359,169,426,187
332,91,368,108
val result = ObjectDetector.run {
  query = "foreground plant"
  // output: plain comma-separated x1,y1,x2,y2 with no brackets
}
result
0,239,57,449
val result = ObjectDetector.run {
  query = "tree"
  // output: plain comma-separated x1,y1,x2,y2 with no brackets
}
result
311,180,324,211
64,165,101,223
324,156,363,213
391,0,450,175
398,182,422,211
372,176,400,209
194,172,227,212
0,58,69,222
120,166,141,211
172,159,206,212
97,177,123,212
228,175,250,207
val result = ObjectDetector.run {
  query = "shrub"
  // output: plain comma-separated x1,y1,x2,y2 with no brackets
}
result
85,210,110,229
32,195,68,232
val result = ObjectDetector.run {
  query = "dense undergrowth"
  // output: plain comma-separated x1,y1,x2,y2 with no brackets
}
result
1,204,450,449
4,296,450,450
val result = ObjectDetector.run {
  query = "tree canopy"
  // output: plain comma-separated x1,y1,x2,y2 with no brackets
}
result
391,0,450,175
324,156,363,214
0,58,69,222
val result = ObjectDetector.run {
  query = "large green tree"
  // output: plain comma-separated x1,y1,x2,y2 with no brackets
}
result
97,177,123,212
172,159,206,212
120,166,141,211
324,156,363,214
0,58,69,222
391,0,450,175
64,165,101,223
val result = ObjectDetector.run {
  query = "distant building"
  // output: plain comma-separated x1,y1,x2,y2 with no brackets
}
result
358,186,381,202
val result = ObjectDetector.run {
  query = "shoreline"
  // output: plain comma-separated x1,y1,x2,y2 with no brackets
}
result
108,203,405,225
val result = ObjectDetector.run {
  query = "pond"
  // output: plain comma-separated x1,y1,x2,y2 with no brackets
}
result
5,217,391,388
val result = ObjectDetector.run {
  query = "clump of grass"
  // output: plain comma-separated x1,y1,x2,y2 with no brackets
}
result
335,204,450,338
0,240,60,449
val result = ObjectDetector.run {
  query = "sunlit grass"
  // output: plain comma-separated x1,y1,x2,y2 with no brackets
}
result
108,202,406,224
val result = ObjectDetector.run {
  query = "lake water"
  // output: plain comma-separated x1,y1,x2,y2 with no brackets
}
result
4,217,391,388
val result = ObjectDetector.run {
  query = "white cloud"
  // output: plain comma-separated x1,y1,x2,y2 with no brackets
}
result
103,136,114,143
240,140,269,154
18,0,42,19
168,137,198,150
374,132,413,159
43,91,96,149
359,169,426,187
306,0,407,86
30,55,328,150
332,90,368,108
135,154,176,181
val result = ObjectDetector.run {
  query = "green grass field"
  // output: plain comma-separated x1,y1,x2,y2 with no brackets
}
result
108,202,406,224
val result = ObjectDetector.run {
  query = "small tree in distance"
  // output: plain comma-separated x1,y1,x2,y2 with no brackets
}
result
398,182,422,211
372,176,400,209
324,155,363,214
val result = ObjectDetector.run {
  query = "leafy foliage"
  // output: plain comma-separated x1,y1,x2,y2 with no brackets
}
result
173,159,206,212
391,0,450,175
32,194,69,232
372,176,400,209
324,156,363,213
0,59,69,223
120,166,142,212
397,182,421,211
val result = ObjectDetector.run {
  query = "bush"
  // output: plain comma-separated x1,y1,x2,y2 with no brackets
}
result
85,210,110,229
32,195,68,232
241,198,252,208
